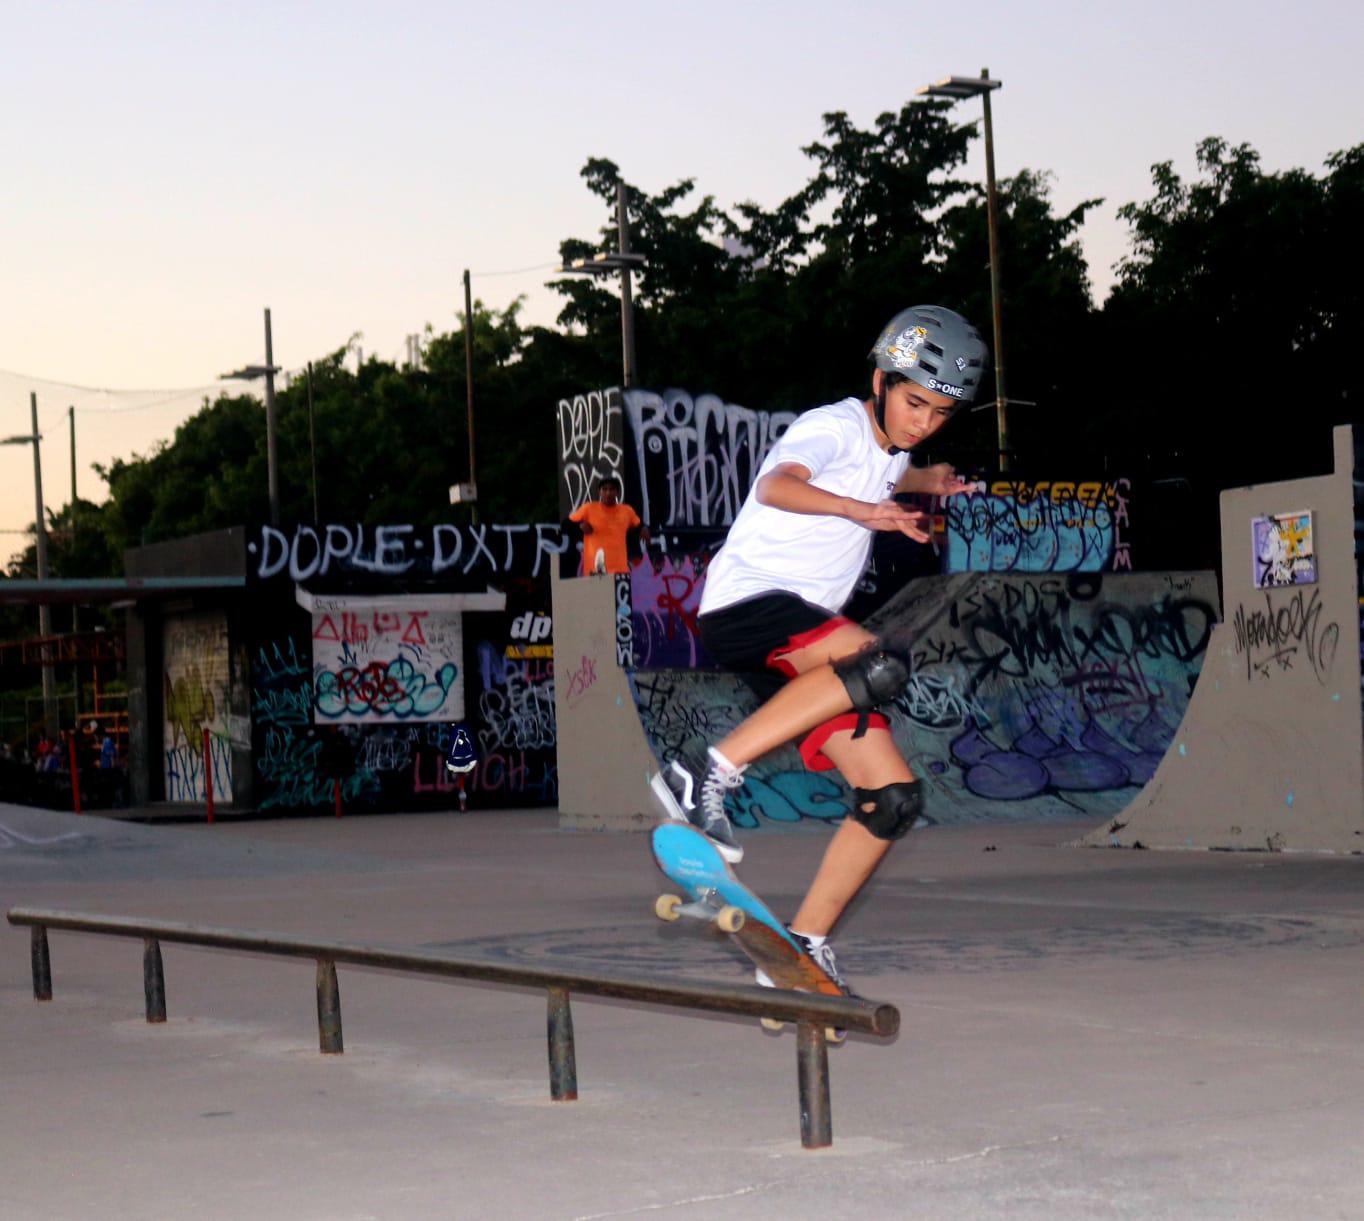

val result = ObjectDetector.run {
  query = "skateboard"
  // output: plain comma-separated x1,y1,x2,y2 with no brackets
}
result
650,821,847,1040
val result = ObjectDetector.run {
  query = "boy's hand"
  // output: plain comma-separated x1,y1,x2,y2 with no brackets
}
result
850,499,931,542
920,463,984,498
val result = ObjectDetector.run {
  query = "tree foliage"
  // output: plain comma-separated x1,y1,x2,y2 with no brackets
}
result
1102,137,1362,483
5,110,1358,625
553,103,1099,468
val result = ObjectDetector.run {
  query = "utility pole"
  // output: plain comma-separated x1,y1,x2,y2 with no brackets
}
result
306,362,320,525
617,182,638,388
69,405,78,634
68,406,77,507
917,69,1009,469
462,269,478,524
30,394,57,731
978,67,1009,471
264,308,280,527
556,182,648,388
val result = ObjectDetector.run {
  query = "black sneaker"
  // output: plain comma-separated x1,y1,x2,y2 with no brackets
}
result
649,755,745,864
755,931,854,993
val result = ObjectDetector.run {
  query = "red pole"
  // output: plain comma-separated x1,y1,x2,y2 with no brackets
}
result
334,778,342,818
66,731,82,815
202,727,215,824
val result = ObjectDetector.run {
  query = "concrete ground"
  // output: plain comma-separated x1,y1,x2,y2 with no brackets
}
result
1,803,1361,1221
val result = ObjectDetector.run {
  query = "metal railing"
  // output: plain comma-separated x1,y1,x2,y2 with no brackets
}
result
8,907,900,1149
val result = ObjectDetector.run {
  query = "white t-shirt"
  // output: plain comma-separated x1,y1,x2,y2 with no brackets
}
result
700,397,910,615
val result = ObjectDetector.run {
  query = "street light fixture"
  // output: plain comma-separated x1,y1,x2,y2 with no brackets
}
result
917,69,1010,470
223,308,283,526
558,182,648,388
2,393,58,729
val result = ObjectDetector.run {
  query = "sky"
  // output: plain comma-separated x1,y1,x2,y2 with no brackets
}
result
2,0,1361,568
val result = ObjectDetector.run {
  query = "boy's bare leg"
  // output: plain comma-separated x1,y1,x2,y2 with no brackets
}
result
789,727,914,937
713,624,875,766
788,820,892,937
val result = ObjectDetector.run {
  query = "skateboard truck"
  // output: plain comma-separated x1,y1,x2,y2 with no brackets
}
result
655,887,746,934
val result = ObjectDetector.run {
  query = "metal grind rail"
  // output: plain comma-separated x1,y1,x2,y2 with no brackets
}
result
8,907,899,1149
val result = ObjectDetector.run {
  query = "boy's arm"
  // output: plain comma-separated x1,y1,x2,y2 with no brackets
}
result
894,463,983,497
757,464,931,541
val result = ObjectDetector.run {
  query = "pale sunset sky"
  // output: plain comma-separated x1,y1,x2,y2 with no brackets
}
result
2,0,1361,565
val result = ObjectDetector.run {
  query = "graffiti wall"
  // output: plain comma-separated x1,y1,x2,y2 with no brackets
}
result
467,620,558,805
244,521,563,813
250,612,557,813
621,388,796,528
555,384,795,529
163,610,236,804
312,608,464,724
613,554,713,669
629,572,1218,827
250,521,569,583
556,388,626,519
874,572,1215,821
943,479,1133,574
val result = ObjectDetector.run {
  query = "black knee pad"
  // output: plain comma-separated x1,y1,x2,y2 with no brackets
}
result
849,779,924,841
832,644,910,711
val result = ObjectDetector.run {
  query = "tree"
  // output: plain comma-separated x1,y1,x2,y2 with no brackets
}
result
1103,137,1362,485
553,104,1100,464
4,96,1160,609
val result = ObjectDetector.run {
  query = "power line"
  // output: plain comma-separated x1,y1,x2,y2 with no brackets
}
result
0,367,226,398
0,368,249,416
468,260,558,278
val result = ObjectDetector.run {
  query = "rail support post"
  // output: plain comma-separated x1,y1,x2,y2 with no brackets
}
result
546,986,578,1101
796,1019,832,1149
202,727,215,824
316,958,343,1054
143,937,166,1022
31,925,52,1001
66,731,82,814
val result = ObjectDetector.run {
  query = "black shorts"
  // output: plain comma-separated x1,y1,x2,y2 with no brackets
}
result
697,593,890,773
697,593,855,675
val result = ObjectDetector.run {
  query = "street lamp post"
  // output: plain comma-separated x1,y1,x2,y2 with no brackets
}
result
917,68,1010,470
223,308,284,526
558,181,647,388
2,393,58,730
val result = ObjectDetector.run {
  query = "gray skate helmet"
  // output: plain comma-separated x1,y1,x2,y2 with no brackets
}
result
869,305,989,406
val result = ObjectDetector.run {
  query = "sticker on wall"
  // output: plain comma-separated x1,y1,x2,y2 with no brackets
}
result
1251,510,1316,589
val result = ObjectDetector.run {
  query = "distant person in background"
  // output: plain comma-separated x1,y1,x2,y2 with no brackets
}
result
569,477,649,575
33,729,54,772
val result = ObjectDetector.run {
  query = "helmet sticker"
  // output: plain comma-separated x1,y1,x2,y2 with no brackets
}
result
955,355,967,371
885,325,928,370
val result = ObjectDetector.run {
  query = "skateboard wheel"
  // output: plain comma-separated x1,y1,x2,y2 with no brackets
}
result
655,894,683,922
716,905,746,934
760,1017,785,1033
825,1027,846,1045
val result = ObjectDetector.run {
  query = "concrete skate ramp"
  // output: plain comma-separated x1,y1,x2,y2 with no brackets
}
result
867,570,1219,825
554,567,1221,830
1085,426,1364,853
551,572,659,830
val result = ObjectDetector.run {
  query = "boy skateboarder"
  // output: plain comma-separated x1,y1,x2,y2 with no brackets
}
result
650,305,988,991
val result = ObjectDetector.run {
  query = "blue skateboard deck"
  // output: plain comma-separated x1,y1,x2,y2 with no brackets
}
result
650,822,843,999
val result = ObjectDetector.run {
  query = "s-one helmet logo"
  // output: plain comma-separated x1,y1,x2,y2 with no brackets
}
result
926,379,965,399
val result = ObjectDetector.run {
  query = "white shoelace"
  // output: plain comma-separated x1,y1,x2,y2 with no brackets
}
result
700,765,745,823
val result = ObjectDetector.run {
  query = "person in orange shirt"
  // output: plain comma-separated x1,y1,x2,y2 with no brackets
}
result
569,477,650,575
